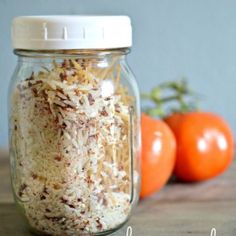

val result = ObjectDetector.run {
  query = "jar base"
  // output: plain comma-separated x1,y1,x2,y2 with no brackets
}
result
28,219,128,236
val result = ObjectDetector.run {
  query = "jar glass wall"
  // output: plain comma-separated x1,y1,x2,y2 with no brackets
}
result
8,49,140,236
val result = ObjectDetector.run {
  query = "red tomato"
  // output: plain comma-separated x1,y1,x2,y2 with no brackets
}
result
165,112,234,182
141,113,176,198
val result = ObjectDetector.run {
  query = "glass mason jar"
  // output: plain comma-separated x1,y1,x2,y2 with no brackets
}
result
9,16,140,235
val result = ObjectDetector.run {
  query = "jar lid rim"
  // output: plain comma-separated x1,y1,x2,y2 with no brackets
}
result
11,15,132,50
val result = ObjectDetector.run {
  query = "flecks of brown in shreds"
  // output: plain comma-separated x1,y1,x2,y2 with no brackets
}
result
11,58,136,235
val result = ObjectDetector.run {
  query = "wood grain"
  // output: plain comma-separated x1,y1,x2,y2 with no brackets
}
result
0,151,236,236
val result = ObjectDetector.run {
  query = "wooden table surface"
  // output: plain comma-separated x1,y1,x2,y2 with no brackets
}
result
0,149,236,236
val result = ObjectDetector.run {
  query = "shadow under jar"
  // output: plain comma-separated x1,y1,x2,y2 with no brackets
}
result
9,16,140,236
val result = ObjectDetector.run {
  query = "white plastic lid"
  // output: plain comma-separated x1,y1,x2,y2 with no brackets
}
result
11,15,132,50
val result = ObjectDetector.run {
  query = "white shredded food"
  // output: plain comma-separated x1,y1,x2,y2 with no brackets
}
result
10,59,138,235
